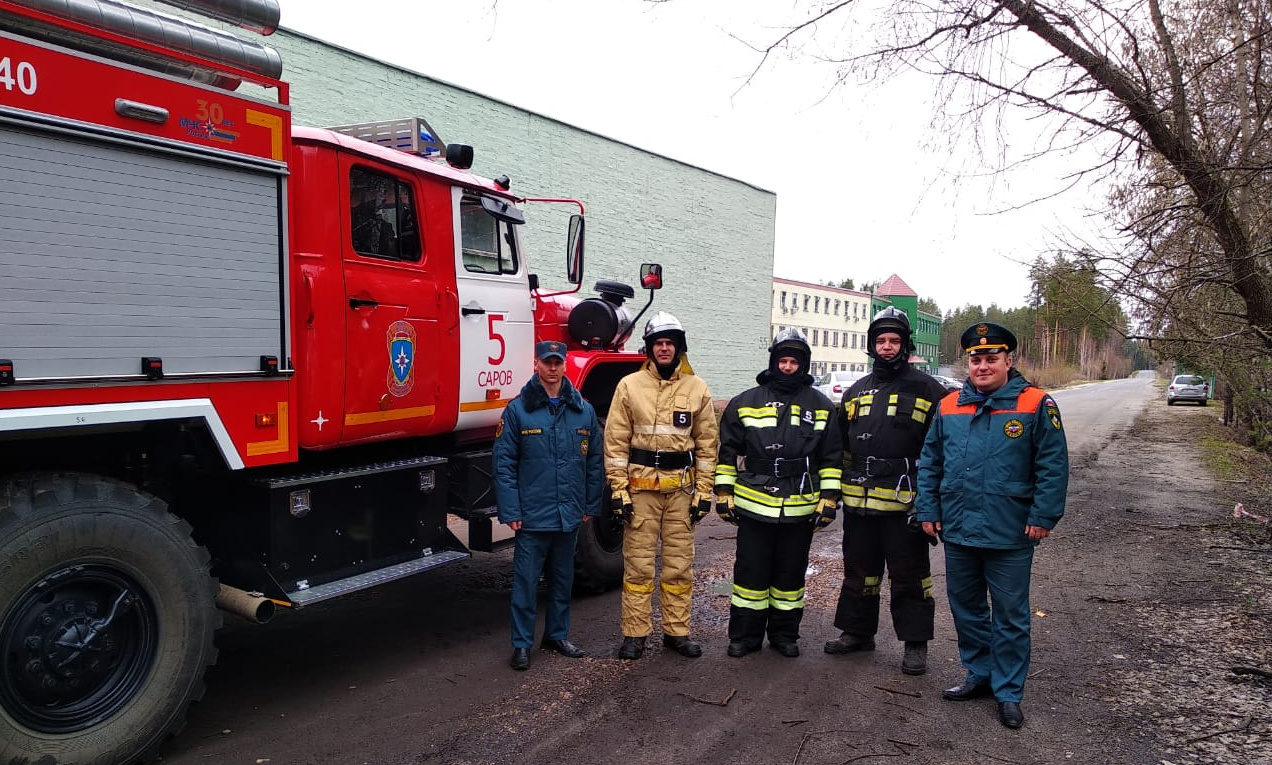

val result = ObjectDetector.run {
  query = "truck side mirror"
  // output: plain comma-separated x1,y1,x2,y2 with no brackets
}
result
639,263,662,290
566,214,585,285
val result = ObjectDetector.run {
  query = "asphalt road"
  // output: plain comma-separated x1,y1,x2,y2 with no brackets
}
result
159,373,1167,765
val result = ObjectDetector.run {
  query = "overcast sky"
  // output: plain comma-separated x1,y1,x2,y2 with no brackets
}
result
279,0,1111,314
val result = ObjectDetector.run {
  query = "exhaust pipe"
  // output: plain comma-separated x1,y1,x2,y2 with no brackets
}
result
215,583,276,624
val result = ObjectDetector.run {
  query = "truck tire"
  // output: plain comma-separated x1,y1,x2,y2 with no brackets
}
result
0,473,219,765
573,512,624,593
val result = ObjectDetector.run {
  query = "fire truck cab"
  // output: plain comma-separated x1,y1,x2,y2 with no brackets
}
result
0,2,657,763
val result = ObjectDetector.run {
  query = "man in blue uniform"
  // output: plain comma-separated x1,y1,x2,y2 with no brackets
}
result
916,322,1069,729
494,340,604,671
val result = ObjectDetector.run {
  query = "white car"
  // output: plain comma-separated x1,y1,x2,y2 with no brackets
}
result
931,374,962,393
815,370,865,404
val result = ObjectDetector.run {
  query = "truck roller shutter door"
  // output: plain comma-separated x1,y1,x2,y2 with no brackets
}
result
0,120,284,379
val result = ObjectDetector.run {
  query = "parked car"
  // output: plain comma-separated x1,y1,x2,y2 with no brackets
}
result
931,374,962,393
816,370,865,404
1166,374,1209,405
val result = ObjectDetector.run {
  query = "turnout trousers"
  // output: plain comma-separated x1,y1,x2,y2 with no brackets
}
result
510,528,580,649
729,515,816,646
621,490,694,637
833,513,935,642
944,542,1035,702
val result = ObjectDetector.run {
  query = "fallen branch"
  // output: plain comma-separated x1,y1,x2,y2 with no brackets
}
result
873,685,921,698
1185,716,1252,744
677,688,737,707
879,699,925,716
791,730,865,765
1208,545,1269,552
886,738,919,748
1232,666,1272,679
1087,595,1129,603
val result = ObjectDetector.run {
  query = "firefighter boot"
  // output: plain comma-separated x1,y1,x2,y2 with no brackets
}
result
662,634,703,658
619,636,646,660
824,632,876,655
901,641,928,675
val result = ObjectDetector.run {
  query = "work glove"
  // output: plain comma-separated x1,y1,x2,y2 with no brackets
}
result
908,511,939,546
689,492,713,525
813,497,839,530
714,489,737,525
611,489,633,525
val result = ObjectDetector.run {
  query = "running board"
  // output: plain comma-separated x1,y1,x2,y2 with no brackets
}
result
286,548,470,607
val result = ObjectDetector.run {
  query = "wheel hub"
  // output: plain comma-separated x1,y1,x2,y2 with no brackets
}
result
1,565,155,733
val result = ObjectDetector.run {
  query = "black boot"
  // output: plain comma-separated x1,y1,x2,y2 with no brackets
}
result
901,641,928,675
662,634,702,658
824,632,875,654
618,636,646,660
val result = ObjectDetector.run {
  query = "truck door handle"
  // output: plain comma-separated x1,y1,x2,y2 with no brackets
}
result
349,297,379,309
461,307,486,316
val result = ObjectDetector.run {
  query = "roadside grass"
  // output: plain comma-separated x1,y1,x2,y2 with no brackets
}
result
1192,412,1272,550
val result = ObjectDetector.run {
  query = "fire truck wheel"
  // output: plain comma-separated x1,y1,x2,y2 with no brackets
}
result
0,473,219,765
573,511,625,593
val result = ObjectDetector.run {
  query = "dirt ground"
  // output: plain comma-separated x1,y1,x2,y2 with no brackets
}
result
160,392,1272,765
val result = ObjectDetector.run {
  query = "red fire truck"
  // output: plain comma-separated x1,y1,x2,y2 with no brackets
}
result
0,2,657,762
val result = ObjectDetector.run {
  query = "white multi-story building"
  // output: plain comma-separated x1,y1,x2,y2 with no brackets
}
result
771,278,873,377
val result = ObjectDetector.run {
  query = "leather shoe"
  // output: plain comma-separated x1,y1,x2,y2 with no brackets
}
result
726,640,759,658
618,636,645,660
942,680,992,701
999,701,1025,729
824,632,875,655
509,647,530,671
662,634,703,658
901,641,928,675
540,638,586,658
770,641,800,658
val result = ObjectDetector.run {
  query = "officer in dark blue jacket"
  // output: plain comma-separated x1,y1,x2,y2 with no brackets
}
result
493,340,604,671
916,322,1068,730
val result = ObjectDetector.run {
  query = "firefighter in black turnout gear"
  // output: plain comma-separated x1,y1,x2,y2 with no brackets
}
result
715,329,842,658
825,307,949,675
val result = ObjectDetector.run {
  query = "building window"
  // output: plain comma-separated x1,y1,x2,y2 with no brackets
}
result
803,295,810,311
811,331,819,346
781,290,787,308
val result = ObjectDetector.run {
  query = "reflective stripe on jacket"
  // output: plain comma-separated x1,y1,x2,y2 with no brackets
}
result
716,383,842,522
914,371,1069,548
604,357,718,495
840,366,949,514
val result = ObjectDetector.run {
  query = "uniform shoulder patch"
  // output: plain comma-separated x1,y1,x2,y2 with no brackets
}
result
495,417,505,439
1043,395,1063,430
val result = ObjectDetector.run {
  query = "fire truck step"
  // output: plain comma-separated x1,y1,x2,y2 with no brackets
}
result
286,549,470,607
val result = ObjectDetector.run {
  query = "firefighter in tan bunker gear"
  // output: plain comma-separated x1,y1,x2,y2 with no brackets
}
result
604,312,719,659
